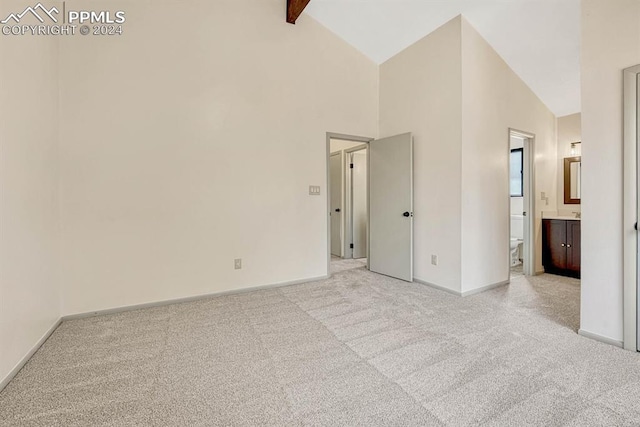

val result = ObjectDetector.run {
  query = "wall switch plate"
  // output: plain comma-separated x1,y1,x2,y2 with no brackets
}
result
540,191,549,206
234,258,242,270
431,255,438,266
309,185,321,195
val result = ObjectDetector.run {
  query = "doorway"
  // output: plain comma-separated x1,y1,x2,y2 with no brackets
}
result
328,136,371,274
326,132,414,281
509,129,535,278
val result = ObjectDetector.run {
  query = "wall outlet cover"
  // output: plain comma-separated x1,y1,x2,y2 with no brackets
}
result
234,258,242,270
431,255,438,266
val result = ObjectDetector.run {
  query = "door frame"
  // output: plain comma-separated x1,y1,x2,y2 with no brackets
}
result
326,132,374,276
508,128,536,278
623,64,640,351
343,144,369,260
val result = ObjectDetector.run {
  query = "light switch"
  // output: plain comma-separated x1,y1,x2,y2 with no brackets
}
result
309,186,321,195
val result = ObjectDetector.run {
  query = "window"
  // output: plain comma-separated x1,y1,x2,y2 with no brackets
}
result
510,148,523,197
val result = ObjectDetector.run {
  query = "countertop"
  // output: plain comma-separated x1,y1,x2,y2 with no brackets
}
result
543,216,581,221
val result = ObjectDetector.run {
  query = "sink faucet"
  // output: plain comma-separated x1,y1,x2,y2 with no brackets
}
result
574,212,581,219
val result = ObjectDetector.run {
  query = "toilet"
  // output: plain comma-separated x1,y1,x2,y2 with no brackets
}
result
510,215,524,267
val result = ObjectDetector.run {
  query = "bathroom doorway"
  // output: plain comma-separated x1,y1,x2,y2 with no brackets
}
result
509,130,534,278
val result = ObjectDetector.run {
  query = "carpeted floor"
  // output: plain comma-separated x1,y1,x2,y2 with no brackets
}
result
330,257,367,274
1,259,639,426
510,263,524,277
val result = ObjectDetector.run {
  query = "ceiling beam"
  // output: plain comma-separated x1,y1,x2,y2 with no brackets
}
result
287,0,311,24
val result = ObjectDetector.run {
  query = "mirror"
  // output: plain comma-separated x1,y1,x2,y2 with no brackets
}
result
564,156,581,204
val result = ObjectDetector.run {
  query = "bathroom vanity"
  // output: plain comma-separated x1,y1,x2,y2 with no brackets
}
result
542,218,581,278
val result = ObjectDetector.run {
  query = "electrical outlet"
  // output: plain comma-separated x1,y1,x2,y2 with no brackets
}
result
234,258,242,270
431,255,438,266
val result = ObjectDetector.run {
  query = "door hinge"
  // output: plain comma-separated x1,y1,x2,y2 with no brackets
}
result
350,244,354,249
350,163,354,169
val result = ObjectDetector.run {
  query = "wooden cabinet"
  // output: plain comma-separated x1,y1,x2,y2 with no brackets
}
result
542,219,581,278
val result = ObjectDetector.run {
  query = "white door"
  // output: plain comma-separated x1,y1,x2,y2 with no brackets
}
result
351,151,368,259
369,133,413,281
330,152,343,257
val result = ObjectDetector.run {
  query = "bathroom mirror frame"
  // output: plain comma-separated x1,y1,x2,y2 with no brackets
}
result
564,156,581,204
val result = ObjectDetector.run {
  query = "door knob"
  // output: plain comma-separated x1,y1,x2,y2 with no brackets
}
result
335,208,341,213
561,243,566,247
403,211,411,217
567,244,572,248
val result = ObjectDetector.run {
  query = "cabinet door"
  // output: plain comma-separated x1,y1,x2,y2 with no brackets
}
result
543,220,567,271
566,220,581,276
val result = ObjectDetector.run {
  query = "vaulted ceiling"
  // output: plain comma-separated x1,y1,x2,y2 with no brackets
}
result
304,0,581,117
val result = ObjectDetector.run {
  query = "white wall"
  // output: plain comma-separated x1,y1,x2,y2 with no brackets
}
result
330,139,365,153
0,11,60,384
461,17,558,291
510,137,524,150
557,113,582,215
510,197,524,217
58,0,379,315
379,16,557,294
379,17,463,293
581,0,640,343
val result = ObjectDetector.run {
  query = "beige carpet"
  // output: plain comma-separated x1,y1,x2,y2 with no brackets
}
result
510,263,524,278
1,260,639,426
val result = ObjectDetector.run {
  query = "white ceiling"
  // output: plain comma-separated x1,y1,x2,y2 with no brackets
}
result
304,0,581,117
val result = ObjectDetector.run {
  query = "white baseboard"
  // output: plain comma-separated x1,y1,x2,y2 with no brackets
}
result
0,318,62,393
63,275,329,321
461,279,510,297
414,278,462,296
414,278,510,297
578,329,624,348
